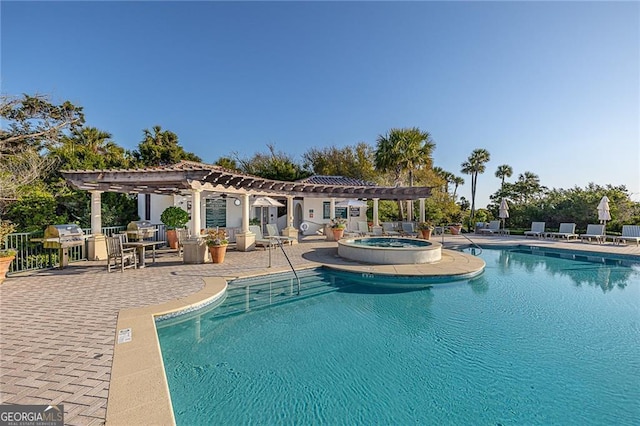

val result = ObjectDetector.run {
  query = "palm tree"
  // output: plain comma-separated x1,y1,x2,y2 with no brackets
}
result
515,171,542,204
461,148,491,225
451,175,465,199
495,164,513,190
375,127,435,220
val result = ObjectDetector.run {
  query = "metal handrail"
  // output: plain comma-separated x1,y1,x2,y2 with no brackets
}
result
439,224,483,256
267,237,301,295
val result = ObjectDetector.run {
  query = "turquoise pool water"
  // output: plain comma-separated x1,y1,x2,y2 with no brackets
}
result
157,248,640,425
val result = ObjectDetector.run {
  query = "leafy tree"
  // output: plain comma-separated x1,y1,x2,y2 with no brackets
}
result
4,187,67,232
236,144,311,181
214,156,240,171
461,148,491,225
133,125,201,166
303,143,377,182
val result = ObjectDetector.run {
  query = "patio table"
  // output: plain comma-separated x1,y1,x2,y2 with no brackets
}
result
123,240,165,268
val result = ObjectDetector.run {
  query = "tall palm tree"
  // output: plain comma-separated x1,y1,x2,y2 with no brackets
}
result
375,127,435,220
516,171,542,203
495,164,513,190
461,148,491,225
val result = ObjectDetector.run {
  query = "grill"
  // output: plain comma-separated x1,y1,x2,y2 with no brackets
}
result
43,224,86,268
126,220,157,241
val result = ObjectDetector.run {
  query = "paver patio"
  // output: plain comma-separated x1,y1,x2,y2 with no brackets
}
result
1,234,638,425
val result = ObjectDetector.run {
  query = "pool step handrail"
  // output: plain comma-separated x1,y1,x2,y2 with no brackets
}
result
269,237,301,295
439,224,483,256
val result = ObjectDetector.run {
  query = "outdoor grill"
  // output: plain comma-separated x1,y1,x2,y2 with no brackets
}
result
42,224,86,268
126,220,156,241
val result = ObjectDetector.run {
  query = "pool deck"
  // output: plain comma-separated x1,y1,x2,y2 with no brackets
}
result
1,234,638,425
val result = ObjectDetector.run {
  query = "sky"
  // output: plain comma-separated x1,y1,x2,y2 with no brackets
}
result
2,1,639,208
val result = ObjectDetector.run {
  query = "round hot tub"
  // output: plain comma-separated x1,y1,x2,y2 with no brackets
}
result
337,237,442,264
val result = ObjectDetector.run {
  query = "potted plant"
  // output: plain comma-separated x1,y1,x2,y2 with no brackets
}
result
416,221,434,240
330,218,347,240
0,221,17,284
205,228,229,263
160,206,190,249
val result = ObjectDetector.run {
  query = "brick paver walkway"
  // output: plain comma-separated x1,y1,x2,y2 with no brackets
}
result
1,235,638,425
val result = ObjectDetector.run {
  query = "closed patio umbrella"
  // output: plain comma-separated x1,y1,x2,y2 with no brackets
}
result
597,196,611,228
498,199,509,231
252,196,284,234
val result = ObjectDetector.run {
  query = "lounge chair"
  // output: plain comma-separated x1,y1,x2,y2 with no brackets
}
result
401,222,418,237
249,225,276,249
579,224,605,244
546,223,578,240
524,222,545,238
614,225,640,246
477,220,501,235
265,224,295,245
382,222,400,235
357,221,374,236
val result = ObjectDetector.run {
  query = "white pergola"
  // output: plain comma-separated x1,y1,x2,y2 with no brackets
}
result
62,161,432,253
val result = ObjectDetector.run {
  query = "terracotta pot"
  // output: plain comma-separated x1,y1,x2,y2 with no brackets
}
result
332,228,345,240
449,225,462,235
208,245,227,264
167,229,178,249
0,255,16,285
420,229,432,240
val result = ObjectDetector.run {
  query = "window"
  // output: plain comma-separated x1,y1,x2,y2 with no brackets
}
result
323,201,347,219
205,199,227,228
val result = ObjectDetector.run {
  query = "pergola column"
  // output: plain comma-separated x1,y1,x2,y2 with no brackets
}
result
236,193,255,251
190,189,202,237
88,190,107,260
282,195,298,243
372,198,382,235
419,198,425,223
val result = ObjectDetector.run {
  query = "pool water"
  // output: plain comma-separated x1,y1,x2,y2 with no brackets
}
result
349,236,431,247
157,248,640,425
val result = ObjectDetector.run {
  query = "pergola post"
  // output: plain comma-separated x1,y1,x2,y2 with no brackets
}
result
236,193,255,251
191,189,202,237
419,198,425,223
372,198,382,235
326,197,337,241
88,190,107,260
282,195,298,243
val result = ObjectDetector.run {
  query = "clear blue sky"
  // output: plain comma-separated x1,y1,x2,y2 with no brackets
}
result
3,1,639,208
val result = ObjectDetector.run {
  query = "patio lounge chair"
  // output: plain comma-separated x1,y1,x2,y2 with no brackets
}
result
357,221,374,236
546,223,578,240
579,224,606,244
524,222,545,238
106,235,137,272
614,225,640,246
401,222,418,237
249,225,276,249
477,220,501,235
265,224,295,245
382,222,400,235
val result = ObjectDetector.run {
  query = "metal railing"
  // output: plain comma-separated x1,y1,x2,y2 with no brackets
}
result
437,224,483,256
3,224,167,275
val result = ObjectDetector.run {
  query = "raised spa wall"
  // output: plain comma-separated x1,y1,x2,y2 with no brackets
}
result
337,237,442,264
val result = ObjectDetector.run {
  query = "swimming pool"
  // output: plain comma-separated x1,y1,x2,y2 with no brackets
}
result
157,248,640,425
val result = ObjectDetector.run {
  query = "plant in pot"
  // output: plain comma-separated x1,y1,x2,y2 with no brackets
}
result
0,221,17,284
330,218,347,240
416,221,434,239
449,212,463,235
205,228,229,264
160,206,190,249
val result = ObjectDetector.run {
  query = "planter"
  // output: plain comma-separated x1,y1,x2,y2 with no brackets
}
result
0,255,16,285
332,228,345,240
208,245,228,264
420,229,432,240
167,229,178,249
449,225,462,235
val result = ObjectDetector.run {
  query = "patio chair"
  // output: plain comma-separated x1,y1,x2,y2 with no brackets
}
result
524,222,545,238
106,235,137,272
249,225,276,249
382,222,400,235
401,222,418,237
176,228,190,257
265,224,295,245
546,223,578,240
614,225,640,246
477,220,501,235
579,224,605,244
357,221,374,236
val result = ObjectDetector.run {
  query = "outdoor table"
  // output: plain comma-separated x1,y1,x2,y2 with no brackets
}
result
123,240,165,268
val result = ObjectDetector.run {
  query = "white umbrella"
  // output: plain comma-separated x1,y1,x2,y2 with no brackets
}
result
335,199,368,231
597,196,611,226
252,197,284,234
498,199,509,231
